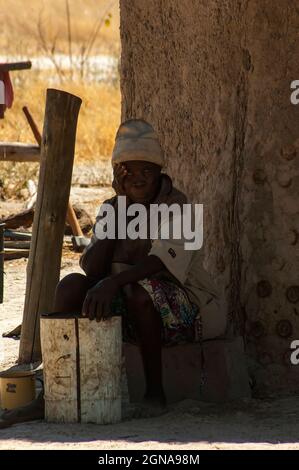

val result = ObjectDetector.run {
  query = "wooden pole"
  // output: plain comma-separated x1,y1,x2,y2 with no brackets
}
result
18,89,81,364
22,106,83,238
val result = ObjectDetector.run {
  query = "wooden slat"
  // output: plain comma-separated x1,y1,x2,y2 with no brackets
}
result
4,249,30,260
41,317,78,423
0,142,40,162
79,317,122,424
0,61,32,72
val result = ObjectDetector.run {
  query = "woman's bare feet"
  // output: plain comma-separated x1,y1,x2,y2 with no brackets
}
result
130,391,168,420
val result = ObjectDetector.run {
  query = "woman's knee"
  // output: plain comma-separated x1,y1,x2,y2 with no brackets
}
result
54,273,90,308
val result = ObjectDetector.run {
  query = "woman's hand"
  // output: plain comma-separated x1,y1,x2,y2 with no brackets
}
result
112,163,128,195
82,277,119,322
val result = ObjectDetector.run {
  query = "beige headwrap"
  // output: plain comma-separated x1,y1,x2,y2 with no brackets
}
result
111,118,164,168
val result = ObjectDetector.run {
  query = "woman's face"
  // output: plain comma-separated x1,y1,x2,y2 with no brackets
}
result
122,160,161,204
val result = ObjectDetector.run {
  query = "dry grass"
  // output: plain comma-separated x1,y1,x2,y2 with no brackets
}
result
0,73,121,197
0,0,121,198
1,73,121,161
0,0,120,56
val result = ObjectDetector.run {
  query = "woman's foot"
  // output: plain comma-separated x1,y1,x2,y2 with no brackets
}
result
143,390,167,407
130,391,167,420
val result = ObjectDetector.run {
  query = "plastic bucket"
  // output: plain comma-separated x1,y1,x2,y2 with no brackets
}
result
0,370,36,410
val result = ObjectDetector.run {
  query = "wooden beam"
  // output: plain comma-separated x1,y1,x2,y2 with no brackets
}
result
0,61,32,72
0,142,40,162
19,89,82,364
4,249,30,260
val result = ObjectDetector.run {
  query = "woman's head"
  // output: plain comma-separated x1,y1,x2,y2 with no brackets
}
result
120,160,161,204
112,118,164,203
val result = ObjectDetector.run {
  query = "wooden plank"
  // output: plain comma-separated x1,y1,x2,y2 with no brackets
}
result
0,208,34,230
40,317,78,423
0,61,32,72
4,230,32,241
0,142,40,162
18,89,81,364
79,317,122,424
4,249,30,260
4,241,31,249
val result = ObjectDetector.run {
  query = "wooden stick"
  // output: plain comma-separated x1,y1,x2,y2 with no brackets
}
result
0,142,40,162
22,107,42,146
0,61,32,72
19,89,82,364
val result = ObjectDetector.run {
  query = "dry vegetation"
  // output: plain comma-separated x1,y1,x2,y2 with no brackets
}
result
0,0,121,56
0,0,121,198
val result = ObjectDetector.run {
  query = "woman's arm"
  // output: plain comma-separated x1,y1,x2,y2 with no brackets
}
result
82,255,165,320
112,254,165,288
80,237,117,281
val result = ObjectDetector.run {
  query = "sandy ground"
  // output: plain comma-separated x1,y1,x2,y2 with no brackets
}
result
1,189,299,450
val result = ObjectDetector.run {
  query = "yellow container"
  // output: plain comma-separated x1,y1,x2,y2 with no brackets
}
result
0,370,36,410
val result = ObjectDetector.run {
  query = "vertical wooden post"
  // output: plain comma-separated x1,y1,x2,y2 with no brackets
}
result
18,89,82,364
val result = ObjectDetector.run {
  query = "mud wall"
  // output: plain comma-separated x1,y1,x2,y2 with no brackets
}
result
119,0,299,395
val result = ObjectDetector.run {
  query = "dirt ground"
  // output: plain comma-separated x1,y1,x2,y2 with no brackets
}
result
1,188,299,450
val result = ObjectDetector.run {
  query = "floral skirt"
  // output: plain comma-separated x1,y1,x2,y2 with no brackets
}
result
110,277,202,346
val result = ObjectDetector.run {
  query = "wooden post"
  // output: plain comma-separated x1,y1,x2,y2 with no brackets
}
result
18,89,81,364
22,106,84,238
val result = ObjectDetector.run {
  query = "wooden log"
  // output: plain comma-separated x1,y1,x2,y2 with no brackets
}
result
4,248,30,260
22,106,85,238
1,208,34,230
18,89,81,364
4,230,32,241
1,206,92,234
40,315,122,424
0,61,32,72
0,142,40,162
4,241,31,249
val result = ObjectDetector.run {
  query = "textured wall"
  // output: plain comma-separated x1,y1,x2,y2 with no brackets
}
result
119,0,299,396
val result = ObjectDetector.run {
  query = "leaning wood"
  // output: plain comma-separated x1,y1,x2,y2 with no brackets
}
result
4,249,30,260
19,89,81,364
40,316,122,424
1,208,34,230
0,142,40,162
